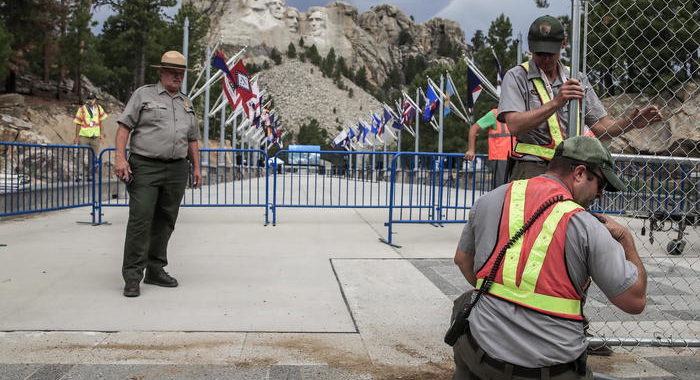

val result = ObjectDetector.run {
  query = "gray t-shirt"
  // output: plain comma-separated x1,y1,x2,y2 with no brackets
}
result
497,60,607,161
457,175,638,367
118,82,200,160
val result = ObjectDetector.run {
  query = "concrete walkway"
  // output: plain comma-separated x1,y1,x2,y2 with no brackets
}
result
0,207,697,379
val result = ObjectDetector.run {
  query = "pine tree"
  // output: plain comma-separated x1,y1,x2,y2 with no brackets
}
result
0,21,13,81
98,0,176,95
270,47,282,65
286,42,296,58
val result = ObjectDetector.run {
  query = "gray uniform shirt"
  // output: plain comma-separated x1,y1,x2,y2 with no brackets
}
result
497,60,607,161
117,82,200,160
458,175,638,367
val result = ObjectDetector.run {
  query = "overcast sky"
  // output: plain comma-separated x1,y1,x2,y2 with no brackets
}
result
93,0,572,51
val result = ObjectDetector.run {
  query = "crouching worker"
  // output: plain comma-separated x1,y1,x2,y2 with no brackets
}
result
448,136,647,379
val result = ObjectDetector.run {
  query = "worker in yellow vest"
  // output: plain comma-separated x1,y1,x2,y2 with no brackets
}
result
73,92,108,156
497,15,663,181
465,108,514,188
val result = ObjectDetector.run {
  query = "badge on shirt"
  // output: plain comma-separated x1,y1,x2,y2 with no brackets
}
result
183,100,193,113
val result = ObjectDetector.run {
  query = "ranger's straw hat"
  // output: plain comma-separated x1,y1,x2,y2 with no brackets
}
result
150,51,192,71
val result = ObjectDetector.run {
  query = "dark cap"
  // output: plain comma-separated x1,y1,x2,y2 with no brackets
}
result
528,15,565,54
554,136,625,192
86,92,97,99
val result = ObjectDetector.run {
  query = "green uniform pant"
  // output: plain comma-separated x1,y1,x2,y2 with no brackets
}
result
122,154,189,282
450,291,593,380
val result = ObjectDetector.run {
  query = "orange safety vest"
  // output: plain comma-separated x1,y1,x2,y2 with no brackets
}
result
487,109,514,161
475,177,585,320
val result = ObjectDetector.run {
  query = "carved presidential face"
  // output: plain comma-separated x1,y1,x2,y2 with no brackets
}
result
285,9,300,32
244,0,266,12
266,0,285,19
308,9,326,37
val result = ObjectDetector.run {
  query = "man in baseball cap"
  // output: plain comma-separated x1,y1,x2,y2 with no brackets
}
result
450,136,647,379
497,15,663,182
528,15,567,54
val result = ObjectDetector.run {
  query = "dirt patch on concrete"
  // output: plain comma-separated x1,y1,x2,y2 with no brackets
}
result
268,335,453,379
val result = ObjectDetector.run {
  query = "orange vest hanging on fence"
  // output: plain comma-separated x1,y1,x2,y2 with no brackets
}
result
475,176,585,321
487,109,514,161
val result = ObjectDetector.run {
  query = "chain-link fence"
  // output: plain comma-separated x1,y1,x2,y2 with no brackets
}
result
583,0,699,347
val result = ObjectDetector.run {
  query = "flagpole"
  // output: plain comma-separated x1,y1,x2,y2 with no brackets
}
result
181,17,189,94
203,45,211,166
232,112,238,166
568,0,583,138
382,126,387,172
414,88,420,171
446,72,471,122
219,105,226,168
397,129,402,171
438,75,444,154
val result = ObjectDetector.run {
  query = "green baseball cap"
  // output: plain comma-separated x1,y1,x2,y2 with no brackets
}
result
554,136,626,192
528,15,565,54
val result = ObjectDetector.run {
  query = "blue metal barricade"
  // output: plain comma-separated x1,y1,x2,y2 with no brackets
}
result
3,142,697,254
1,142,96,222
95,148,269,225
592,154,699,217
270,150,397,225
383,152,492,246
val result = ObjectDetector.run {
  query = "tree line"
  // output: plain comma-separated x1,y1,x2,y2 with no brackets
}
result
0,0,209,102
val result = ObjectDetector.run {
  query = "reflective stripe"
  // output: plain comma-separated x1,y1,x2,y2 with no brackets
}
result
476,281,582,316
519,201,580,292
477,179,584,319
488,133,512,138
514,62,567,160
502,180,527,289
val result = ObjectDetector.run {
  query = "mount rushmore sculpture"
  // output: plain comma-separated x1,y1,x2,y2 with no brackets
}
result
189,0,468,85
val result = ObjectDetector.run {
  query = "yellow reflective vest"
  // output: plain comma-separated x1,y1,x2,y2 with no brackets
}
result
73,104,108,138
513,62,580,160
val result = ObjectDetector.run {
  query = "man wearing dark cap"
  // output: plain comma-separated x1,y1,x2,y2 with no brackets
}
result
498,15,663,181
73,92,108,179
115,50,202,297
450,136,648,379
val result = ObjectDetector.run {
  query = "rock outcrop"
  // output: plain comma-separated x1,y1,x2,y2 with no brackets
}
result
258,60,382,138
189,0,467,86
602,79,700,157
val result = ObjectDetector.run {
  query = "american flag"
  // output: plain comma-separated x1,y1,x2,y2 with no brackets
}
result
400,100,416,128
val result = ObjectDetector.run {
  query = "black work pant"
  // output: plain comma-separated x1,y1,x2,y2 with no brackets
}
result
508,160,549,181
122,154,188,282
489,159,509,188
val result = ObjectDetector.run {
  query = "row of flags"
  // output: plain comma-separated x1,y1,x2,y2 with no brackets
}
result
211,49,285,148
332,55,503,151
207,46,504,152
330,101,419,150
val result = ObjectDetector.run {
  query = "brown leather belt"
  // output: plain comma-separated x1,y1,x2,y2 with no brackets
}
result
466,329,580,378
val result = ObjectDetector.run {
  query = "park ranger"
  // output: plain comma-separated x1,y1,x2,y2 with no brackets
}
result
498,15,663,181
114,50,201,298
